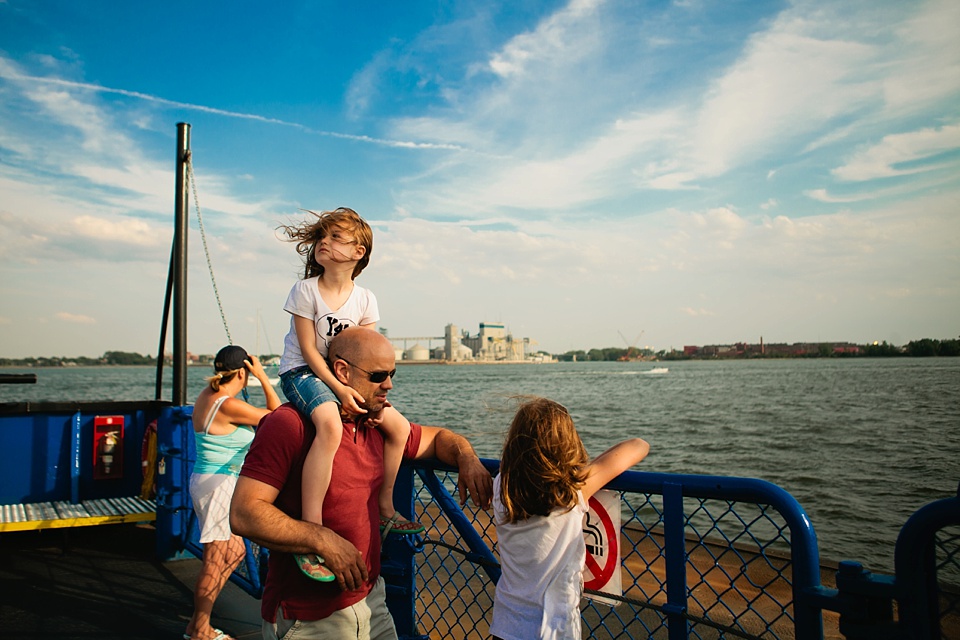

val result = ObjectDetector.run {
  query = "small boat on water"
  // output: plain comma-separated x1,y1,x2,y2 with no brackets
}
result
0,373,37,384
246,375,279,388
642,366,669,374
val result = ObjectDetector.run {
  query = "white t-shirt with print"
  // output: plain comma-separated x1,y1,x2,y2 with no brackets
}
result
278,277,379,375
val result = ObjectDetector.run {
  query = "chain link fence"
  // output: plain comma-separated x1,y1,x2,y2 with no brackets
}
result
404,463,824,639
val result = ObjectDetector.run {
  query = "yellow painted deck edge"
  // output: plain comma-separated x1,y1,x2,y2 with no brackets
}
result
0,511,156,532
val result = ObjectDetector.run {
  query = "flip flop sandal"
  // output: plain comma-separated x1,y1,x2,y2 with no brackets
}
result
380,512,425,541
294,553,335,582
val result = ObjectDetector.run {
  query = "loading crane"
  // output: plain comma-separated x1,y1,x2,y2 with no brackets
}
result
618,329,645,361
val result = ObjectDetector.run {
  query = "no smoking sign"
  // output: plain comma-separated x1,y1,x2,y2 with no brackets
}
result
583,489,622,604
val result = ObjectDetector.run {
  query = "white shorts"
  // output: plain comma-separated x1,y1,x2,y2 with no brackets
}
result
189,472,238,543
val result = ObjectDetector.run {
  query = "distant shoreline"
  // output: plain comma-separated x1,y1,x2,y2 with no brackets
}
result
4,336,959,366
3,353,958,370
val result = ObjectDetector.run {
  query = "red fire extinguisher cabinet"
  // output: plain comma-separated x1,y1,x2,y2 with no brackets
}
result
93,415,124,480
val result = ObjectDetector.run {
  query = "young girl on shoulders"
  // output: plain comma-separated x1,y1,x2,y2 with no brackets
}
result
277,207,422,582
490,397,650,640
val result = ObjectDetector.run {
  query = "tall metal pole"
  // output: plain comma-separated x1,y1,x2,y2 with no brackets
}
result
173,123,190,405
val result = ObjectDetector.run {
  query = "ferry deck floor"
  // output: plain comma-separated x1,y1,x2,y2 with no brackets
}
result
0,523,262,639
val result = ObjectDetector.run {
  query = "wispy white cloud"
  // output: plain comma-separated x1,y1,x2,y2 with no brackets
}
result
804,189,868,204
831,123,960,181
882,0,960,112
487,0,604,78
806,163,960,203
388,0,953,215
688,22,878,179
71,215,160,246
680,307,716,317
56,311,96,324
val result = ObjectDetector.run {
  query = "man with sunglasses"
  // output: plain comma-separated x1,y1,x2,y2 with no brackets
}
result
231,326,493,640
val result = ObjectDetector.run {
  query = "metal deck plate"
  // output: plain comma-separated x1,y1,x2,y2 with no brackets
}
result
0,496,156,531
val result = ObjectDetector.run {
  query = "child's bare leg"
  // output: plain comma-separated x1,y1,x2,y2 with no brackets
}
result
377,406,409,517
294,401,341,582
377,407,422,536
302,401,342,525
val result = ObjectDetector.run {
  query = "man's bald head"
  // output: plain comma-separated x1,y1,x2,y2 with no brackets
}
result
328,327,397,413
328,326,393,365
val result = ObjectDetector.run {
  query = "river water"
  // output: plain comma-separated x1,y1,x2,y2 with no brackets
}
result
3,357,957,574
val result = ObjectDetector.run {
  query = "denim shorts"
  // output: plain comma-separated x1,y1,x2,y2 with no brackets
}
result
279,366,339,417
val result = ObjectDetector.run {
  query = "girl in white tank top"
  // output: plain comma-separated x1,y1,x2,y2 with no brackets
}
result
490,398,650,640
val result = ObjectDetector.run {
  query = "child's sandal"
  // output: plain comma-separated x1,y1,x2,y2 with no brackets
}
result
294,553,335,582
379,512,425,541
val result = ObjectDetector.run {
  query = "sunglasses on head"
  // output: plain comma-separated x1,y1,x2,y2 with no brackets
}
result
338,357,396,383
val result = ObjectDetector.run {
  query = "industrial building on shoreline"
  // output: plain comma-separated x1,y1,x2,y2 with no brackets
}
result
384,322,553,363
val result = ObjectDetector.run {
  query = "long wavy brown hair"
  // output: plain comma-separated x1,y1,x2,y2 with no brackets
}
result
498,397,589,523
278,207,373,279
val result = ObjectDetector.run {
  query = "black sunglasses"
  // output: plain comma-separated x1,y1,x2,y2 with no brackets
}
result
338,357,396,383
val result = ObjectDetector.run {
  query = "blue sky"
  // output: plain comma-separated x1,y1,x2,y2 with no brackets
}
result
0,0,957,359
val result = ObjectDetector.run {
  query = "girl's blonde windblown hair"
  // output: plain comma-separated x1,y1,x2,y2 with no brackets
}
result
278,207,373,280
498,397,589,524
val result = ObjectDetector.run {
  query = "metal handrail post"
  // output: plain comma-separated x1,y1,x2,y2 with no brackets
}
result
416,461,502,583
172,122,190,406
662,481,689,640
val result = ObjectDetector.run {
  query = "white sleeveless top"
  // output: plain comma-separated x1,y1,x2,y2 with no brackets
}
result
490,474,588,640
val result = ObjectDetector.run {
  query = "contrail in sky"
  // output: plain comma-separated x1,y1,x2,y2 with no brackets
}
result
0,64,466,151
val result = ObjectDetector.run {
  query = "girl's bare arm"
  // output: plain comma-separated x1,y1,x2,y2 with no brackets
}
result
581,438,650,501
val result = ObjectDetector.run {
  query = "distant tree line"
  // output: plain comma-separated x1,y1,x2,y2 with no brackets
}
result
0,351,156,367
555,337,960,362
901,338,960,357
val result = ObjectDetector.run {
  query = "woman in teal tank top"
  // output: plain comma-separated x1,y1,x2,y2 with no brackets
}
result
185,345,281,640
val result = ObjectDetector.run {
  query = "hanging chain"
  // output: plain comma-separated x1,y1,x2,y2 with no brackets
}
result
186,153,233,345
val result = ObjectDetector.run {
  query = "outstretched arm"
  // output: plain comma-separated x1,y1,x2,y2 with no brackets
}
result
230,475,368,591
415,425,493,509
581,438,650,502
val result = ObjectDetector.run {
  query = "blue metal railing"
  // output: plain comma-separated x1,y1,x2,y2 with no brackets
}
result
895,485,960,638
398,460,824,639
807,484,960,640
154,408,959,639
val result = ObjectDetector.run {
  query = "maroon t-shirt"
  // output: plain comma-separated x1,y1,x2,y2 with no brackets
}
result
239,403,422,622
